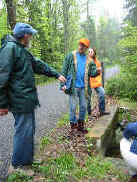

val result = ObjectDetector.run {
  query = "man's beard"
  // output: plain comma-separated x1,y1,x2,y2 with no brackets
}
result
26,40,32,49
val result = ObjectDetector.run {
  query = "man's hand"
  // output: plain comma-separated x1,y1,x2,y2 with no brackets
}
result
97,67,102,74
62,86,67,91
0,109,8,116
58,75,66,83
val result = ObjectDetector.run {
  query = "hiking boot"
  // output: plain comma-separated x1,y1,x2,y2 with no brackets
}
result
129,175,137,182
77,120,88,134
100,111,110,117
70,122,78,134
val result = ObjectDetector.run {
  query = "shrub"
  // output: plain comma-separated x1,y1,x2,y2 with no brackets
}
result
106,73,137,101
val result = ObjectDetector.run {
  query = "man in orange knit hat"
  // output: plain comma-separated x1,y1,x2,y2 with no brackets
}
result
61,38,93,134
88,48,110,116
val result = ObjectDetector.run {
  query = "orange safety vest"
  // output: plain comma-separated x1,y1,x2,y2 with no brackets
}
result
90,59,102,88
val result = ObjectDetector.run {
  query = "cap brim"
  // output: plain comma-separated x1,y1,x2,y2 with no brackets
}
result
32,29,37,35
79,41,88,48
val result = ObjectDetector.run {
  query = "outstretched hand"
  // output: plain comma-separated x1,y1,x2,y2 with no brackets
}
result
97,68,102,74
58,75,66,83
61,86,66,91
0,109,8,116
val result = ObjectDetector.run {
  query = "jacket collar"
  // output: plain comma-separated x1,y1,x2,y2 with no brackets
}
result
1,34,25,48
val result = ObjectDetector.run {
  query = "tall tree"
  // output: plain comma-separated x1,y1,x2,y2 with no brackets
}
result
97,16,120,62
80,0,97,47
61,0,71,55
124,0,137,26
5,0,16,29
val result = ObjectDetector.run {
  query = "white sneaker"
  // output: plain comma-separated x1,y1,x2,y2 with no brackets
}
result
16,167,34,176
8,165,34,176
8,165,18,174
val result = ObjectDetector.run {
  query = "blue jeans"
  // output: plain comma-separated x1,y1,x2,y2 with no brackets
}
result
87,87,105,113
12,111,35,167
69,88,87,123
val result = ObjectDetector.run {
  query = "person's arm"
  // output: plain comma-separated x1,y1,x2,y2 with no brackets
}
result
96,61,102,74
31,57,66,82
0,44,14,115
31,57,60,78
88,62,100,77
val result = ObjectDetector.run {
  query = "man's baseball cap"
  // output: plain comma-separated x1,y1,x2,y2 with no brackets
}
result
13,23,37,38
79,38,90,48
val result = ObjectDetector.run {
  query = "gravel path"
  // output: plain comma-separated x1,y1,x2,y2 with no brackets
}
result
0,65,120,180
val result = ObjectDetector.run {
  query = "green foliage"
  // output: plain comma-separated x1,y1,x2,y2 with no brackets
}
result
106,21,137,100
0,3,10,44
106,73,137,100
8,172,33,182
124,0,137,26
81,16,97,47
1,0,81,75
106,23,137,101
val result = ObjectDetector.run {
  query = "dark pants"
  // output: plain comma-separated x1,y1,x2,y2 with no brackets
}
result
12,111,35,167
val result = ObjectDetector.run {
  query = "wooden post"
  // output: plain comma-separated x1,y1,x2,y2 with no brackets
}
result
101,62,105,88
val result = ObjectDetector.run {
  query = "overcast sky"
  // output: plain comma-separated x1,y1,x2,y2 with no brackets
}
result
0,0,2,8
95,0,124,20
81,0,125,23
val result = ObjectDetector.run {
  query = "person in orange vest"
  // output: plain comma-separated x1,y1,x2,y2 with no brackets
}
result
88,48,110,116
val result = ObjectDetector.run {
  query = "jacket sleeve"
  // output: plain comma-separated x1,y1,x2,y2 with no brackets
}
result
60,54,71,88
0,45,14,109
31,57,60,79
88,62,99,78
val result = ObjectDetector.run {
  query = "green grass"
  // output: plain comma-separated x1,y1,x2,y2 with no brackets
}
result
8,173,33,182
85,156,113,179
35,153,128,182
57,113,69,128
40,136,53,150
33,153,77,182
8,152,128,182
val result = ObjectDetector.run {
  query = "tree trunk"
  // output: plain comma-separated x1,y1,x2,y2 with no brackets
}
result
5,0,16,29
62,0,70,55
